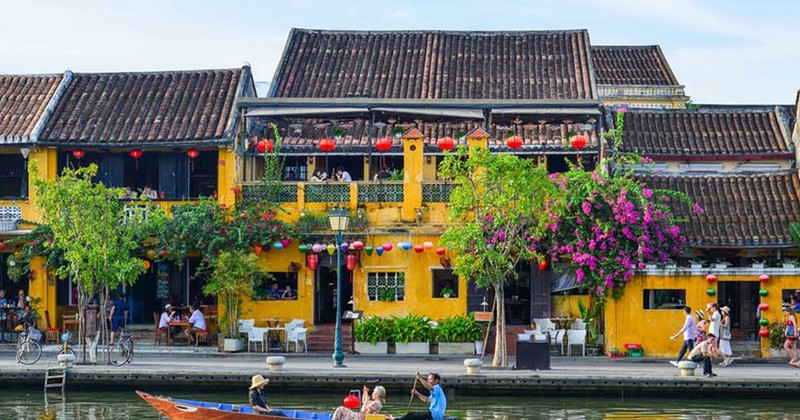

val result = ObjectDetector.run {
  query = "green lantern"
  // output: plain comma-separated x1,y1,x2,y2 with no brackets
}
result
760,318,769,327
759,288,769,297
298,244,309,253
706,288,717,296
365,245,374,256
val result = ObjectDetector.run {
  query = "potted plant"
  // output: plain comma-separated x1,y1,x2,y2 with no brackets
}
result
353,317,393,354
332,127,347,140
436,314,482,354
455,130,467,142
392,314,433,354
203,251,264,352
391,126,405,139
688,259,704,269
440,287,455,299
751,259,765,270
783,259,798,269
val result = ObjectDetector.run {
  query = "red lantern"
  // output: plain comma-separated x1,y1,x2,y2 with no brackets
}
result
570,134,588,149
437,137,455,152
758,303,769,311
435,247,446,256
0,242,6,252
130,149,143,169
706,273,717,283
759,329,769,338
506,135,523,150
257,139,273,153
413,244,424,253
319,138,336,153
538,259,548,271
254,245,263,256
351,241,364,251
346,254,358,271
187,148,199,172
375,137,392,153
343,393,360,409
759,274,769,283
306,253,319,270
72,149,85,160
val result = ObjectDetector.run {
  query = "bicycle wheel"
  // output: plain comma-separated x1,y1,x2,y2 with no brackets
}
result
16,340,42,365
124,342,133,364
57,346,76,358
109,343,129,366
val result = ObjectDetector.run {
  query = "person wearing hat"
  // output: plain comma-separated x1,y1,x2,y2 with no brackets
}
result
248,375,281,415
719,306,733,366
695,309,708,343
158,304,179,341
669,306,697,366
332,384,386,420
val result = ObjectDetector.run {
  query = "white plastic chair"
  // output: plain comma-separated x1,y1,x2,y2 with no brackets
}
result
567,329,587,356
239,319,255,336
287,327,308,353
247,327,267,352
284,319,305,333
533,319,564,352
523,329,548,342
570,319,587,330
516,333,531,341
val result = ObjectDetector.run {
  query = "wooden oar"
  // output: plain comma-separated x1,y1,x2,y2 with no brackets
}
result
407,373,419,410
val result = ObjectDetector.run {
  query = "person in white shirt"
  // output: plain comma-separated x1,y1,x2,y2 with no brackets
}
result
185,304,207,346
310,169,328,182
159,304,180,339
708,303,721,346
335,167,352,182
670,306,697,366
688,333,721,377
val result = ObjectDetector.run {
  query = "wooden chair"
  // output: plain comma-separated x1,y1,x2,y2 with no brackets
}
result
44,310,61,344
153,311,166,346
195,330,209,346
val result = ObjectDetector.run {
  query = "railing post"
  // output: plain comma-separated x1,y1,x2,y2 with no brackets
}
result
401,128,424,222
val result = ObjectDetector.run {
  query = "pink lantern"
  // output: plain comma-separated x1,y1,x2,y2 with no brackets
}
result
422,241,434,251
312,243,324,253
382,242,393,252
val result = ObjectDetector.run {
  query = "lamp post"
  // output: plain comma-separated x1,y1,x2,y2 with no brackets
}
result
328,205,350,367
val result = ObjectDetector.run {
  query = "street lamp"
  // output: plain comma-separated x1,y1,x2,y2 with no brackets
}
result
328,205,350,367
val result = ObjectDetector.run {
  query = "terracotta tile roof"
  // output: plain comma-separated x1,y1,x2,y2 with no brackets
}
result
270,29,596,100
0,74,63,142
639,172,800,247
273,118,598,154
619,108,792,156
40,68,245,146
591,46,678,86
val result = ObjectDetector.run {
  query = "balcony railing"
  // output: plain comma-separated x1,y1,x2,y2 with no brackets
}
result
0,205,22,231
357,182,404,203
304,183,350,203
241,183,299,204
422,182,455,203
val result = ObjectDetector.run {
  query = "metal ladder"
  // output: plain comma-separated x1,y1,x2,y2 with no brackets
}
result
44,362,67,392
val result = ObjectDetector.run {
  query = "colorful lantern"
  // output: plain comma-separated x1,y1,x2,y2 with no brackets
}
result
706,288,716,296
759,274,770,283
382,242,393,252
327,244,336,255
281,238,290,248
375,137,392,153
273,241,283,250
506,135,523,150
0,242,7,252
146,249,157,260
760,318,770,327
413,244,424,253
365,245,374,256
759,288,769,297
706,273,717,283
759,329,769,338
256,139,273,153
758,303,769,311
435,247,447,256
437,137,455,152
351,241,364,251
346,254,358,271
254,245,263,256
306,253,319,270
538,259,548,271
312,243,325,254
298,244,309,253
343,393,360,410
319,138,336,153
375,246,384,257
340,242,350,253
570,134,588,149
130,149,143,169
72,149,85,160
187,148,199,171
398,242,413,251
143,260,151,270
422,241,434,251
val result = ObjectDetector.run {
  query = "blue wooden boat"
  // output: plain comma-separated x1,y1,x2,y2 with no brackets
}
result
136,391,334,420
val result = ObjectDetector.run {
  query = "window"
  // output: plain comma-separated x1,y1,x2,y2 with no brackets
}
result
0,155,27,198
189,152,218,198
367,272,405,301
253,272,298,301
643,289,686,310
432,269,458,298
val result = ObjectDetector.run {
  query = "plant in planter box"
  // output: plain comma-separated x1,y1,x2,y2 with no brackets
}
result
353,317,394,344
440,287,455,298
436,314,481,343
391,126,405,138
392,314,433,344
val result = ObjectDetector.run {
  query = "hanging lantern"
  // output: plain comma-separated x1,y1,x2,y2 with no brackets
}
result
364,245,374,256
281,238,290,248
319,138,336,153
435,247,447,256
413,244,424,253
307,253,319,270
397,242,410,251
506,135,523,150
758,303,769,311
759,329,769,338
340,242,350,253
312,243,325,254
759,288,769,297
706,288,716,296
327,244,336,255
570,134,588,149
437,136,455,152
129,149,143,170
298,244,309,253
0,242,7,252
343,393,360,410
760,318,770,327
422,241,434,251
706,273,717,284
273,241,283,250
351,240,364,251
143,260,151,270
375,246,384,257
187,148,200,172
538,259,548,271
72,148,85,161
759,274,770,283
346,254,358,271
254,245,263,256
375,137,392,153
146,249,157,260
382,242,393,252
256,139,273,153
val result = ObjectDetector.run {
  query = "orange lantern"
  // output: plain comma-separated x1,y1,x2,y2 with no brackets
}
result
72,149,85,161
130,149,143,169
187,148,200,172
143,260,151,270
254,245,263,256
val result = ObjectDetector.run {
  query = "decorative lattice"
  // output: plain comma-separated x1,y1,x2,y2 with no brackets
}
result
357,182,404,203
367,272,405,301
0,206,22,231
422,183,455,203
123,205,151,223
242,183,299,203
304,183,350,203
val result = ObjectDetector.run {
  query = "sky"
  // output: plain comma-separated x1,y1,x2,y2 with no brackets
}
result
2,0,798,104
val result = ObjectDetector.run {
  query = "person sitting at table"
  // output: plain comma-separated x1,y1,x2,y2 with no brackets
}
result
268,283,281,300
159,304,181,339
185,303,207,346
281,285,295,300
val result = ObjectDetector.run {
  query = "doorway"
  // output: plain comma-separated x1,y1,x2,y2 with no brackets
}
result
718,281,760,341
314,255,352,325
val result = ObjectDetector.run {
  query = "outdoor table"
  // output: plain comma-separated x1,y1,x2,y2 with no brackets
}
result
167,320,190,346
551,317,573,330
265,326,286,352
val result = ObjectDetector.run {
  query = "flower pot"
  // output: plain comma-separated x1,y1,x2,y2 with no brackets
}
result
395,342,430,354
223,338,245,352
783,264,796,269
354,341,388,354
438,342,475,354
751,263,765,270
475,340,484,355
442,294,451,299
690,263,703,269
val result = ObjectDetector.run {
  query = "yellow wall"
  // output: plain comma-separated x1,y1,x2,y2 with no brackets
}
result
552,295,589,319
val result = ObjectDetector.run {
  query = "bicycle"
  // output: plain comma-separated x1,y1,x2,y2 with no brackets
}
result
57,331,75,358
16,324,42,365
109,328,134,366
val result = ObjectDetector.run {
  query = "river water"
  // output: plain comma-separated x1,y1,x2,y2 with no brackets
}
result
0,389,798,419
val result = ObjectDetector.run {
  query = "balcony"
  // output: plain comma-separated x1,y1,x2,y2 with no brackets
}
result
0,205,22,232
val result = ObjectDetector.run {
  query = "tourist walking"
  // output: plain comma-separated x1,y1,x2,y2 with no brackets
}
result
783,307,799,366
688,333,721,377
695,309,707,343
718,306,733,366
707,303,721,347
669,306,697,366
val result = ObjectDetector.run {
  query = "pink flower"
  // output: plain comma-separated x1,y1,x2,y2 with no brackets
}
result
692,203,704,214
641,188,652,199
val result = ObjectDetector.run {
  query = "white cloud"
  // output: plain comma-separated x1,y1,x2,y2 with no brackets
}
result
390,9,411,20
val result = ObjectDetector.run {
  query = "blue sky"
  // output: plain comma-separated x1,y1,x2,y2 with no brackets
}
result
2,0,798,104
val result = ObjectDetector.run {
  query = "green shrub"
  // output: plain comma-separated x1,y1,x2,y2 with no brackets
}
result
378,289,397,302
392,314,434,343
435,314,482,343
353,317,394,344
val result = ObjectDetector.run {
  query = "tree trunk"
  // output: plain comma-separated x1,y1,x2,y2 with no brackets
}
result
492,283,507,367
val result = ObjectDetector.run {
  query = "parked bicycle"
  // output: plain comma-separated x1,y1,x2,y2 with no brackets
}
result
57,331,75,358
109,328,134,366
16,324,42,365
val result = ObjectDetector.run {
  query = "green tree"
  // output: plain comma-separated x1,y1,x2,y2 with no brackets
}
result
29,162,145,356
203,251,266,339
439,147,561,366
